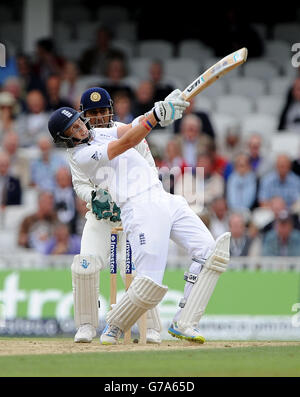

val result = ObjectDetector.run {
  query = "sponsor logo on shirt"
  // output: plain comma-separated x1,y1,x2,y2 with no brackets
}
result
91,151,100,161
139,233,146,245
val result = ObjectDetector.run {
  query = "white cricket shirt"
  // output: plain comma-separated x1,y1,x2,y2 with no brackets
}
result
68,126,160,206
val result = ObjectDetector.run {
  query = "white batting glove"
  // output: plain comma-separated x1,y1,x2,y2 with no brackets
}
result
154,89,190,127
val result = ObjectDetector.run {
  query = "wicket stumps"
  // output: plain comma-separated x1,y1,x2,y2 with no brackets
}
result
110,227,147,344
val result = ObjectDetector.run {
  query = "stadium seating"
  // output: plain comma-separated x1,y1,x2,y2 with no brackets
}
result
210,113,239,140
199,79,227,98
137,40,175,60
128,58,152,80
227,77,267,99
273,22,300,44
177,40,214,62
264,39,291,66
256,95,285,116
268,77,292,96
75,22,99,42
215,95,254,118
270,132,300,159
97,5,130,25
56,5,90,22
111,39,135,57
193,96,214,113
240,113,278,137
243,59,279,80
164,58,200,87
115,21,137,42
56,40,91,61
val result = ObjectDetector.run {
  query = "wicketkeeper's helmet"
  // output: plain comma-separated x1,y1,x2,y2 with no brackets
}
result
80,87,114,128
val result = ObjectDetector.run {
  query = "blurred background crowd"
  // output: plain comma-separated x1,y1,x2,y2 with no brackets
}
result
1,1,300,259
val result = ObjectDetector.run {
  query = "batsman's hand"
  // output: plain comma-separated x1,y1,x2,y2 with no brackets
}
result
154,89,190,127
91,189,112,220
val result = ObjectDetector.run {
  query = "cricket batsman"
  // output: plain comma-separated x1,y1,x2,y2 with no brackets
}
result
48,90,230,345
69,87,162,344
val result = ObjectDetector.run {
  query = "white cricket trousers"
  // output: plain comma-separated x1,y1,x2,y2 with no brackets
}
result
120,185,216,285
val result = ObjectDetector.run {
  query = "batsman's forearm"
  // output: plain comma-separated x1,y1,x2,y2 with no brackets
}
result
108,113,157,159
125,113,157,147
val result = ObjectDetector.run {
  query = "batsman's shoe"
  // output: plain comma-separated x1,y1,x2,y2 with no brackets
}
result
100,324,123,345
74,323,96,343
146,329,162,344
168,322,205,344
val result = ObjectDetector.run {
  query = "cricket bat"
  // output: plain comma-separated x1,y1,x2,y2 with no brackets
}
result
180,47,248,101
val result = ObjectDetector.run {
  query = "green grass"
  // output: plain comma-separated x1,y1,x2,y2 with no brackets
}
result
1,345,300,377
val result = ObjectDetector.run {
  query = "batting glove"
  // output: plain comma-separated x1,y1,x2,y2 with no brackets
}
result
153,89,190,127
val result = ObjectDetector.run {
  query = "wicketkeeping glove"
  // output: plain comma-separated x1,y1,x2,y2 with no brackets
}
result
153,89,190,127
110,202,121,222
91,189,113,220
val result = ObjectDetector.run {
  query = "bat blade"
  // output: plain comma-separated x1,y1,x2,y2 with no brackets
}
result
181,47,248,101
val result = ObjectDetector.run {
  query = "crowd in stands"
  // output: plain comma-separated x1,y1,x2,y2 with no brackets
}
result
1,10,300,258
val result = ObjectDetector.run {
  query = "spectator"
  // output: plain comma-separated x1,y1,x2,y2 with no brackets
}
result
54,167,76,225
148,59,175,103
220,125,242,162
174,152,224,208
229,212,253,256
33,38,65,83
16,53,45,100
224,133,272,181
261,196,288,237
113,91,134,124
278,77,300,132
44,222,81,255
262,210,300,256
30,136,67,192
0,151,22,206
246,134,273,177
0,92,19,137
45,74,72,111
207,140,228,177
132,80,156,117
18,191,57,252
18,90,50,147
60,61,81,107
209,196,229,239
227,152,257,211
101,57,134,101
2,77,26,113
2,132,30,187
258,154,300,208
173,97,215,139
78,26,125,75
212,7,264,58
160,139,188,194
0,46,18,86
175,114,213,167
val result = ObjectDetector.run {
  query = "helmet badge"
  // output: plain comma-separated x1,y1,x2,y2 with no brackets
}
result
90,92,101,102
